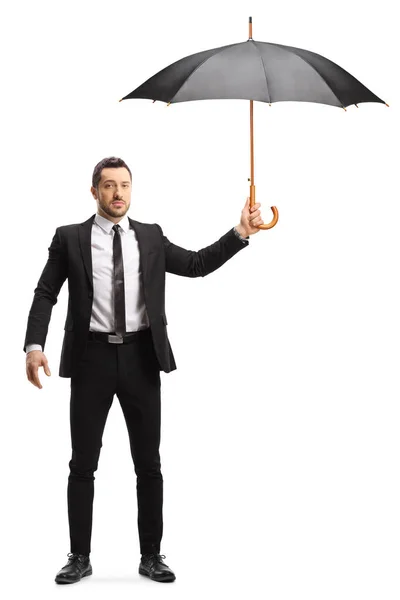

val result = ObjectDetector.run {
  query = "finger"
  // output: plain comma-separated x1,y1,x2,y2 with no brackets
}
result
44,362,51,376
249,212,261,224
30,366,42,389
26,367,33,386
249,215,261,226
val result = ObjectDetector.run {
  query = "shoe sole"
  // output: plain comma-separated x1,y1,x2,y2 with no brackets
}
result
138,566,175,582
55,568,93,584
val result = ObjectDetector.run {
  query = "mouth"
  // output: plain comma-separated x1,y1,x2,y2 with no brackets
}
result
112,202,124,206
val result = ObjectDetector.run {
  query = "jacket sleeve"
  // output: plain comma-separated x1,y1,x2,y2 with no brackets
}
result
156,224,249,278
23,227,68,352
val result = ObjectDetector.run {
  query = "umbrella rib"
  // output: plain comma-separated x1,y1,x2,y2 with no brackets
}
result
266,42,345,108
168,43,240,104
251,41,271,103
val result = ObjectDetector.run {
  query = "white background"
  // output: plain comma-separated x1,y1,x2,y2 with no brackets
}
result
1,0,399,598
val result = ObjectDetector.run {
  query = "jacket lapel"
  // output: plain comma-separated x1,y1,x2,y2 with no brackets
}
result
78,214,150,290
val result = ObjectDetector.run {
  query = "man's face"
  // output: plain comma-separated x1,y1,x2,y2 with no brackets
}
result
91,167,132,221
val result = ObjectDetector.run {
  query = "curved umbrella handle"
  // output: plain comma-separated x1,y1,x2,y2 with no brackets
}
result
249,184,279,230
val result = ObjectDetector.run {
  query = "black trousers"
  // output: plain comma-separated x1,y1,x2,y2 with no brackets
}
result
67,327,162,556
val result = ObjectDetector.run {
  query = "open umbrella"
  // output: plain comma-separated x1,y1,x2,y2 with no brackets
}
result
119,16,389,230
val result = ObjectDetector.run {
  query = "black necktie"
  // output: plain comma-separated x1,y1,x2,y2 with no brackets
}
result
112,224,126,337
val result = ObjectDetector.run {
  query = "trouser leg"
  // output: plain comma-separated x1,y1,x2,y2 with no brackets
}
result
67,340,115,555
116,332,163,555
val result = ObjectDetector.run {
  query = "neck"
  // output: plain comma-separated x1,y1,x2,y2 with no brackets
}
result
97,210,124,224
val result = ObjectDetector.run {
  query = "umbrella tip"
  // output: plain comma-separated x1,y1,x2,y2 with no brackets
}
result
385,102,390,107
342,105,347,111
355,104,359,108
167,102,171,106
152,100,156,103
119,98,123,102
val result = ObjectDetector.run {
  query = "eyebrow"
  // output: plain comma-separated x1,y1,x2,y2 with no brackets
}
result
103,179,131,184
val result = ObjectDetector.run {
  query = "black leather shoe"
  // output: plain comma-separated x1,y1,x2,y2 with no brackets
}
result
55,552,92,584
139,553,176,582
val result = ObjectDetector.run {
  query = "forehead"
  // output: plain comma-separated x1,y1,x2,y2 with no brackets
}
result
100,167,131,182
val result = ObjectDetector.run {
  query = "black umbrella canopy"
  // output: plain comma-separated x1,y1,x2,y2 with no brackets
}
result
119,18,388,231
120,38,386,109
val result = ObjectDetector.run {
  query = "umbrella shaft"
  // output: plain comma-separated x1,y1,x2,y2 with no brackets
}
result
250,99,254,184
249,15,255,208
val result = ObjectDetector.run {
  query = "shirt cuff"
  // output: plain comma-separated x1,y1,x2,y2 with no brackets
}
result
26,344,43,353
232,226,250,243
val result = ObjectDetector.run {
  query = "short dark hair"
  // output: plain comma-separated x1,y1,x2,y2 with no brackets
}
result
92,156,132,189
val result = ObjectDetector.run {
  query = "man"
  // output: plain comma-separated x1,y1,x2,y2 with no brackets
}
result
23,156,264,585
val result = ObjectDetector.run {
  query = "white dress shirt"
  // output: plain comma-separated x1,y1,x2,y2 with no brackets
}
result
26,213,150,353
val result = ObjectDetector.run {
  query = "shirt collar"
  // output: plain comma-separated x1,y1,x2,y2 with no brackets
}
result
94,212,130,234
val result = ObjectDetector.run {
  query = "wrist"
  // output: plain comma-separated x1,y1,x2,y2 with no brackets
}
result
235,225,248,238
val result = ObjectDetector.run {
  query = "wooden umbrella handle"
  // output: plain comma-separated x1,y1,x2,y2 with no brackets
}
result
249,183,279,230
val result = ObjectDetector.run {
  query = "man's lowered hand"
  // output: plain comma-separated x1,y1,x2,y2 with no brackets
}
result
26,350,51,389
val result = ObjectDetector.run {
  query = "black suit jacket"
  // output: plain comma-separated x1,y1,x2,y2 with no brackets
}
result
23,214,249,377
